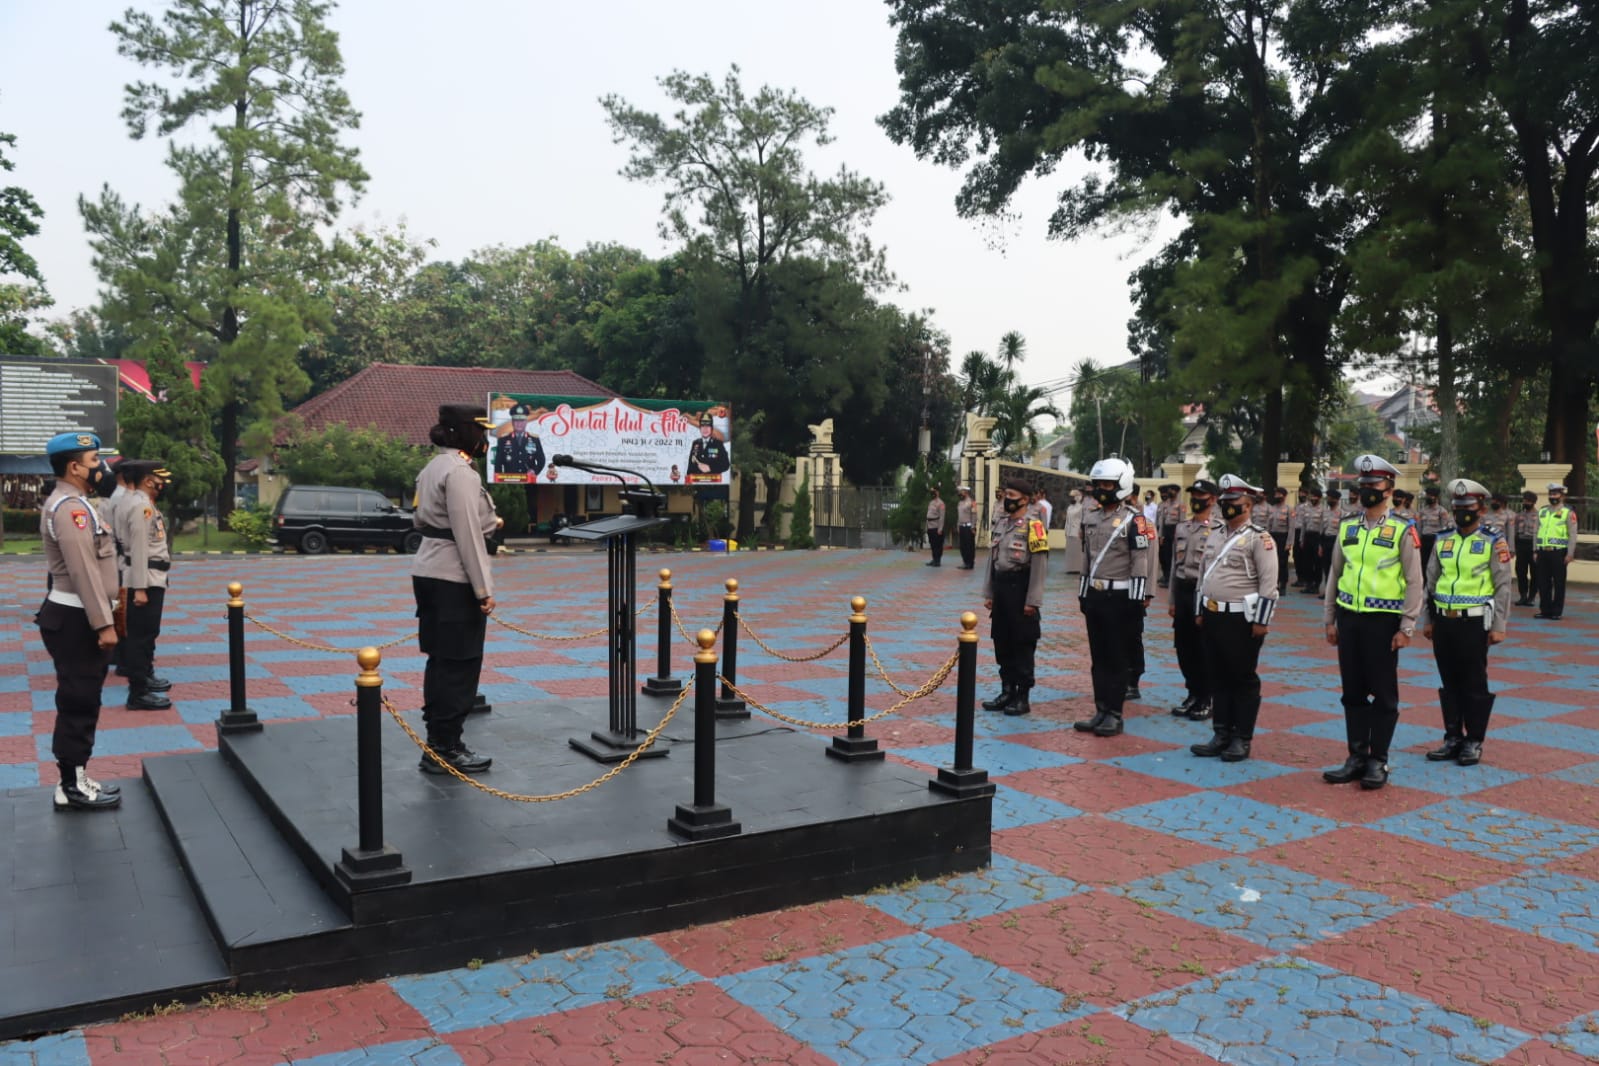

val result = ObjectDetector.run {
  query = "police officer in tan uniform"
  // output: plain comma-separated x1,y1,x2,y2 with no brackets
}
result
1422,478,1512,766
925,487,947,567
981,478,1049,716
955,486,977,569
1074,457,1158,737
1513,491,1539,605
412,404,502,775
1417,486,1447,571
1189,475,1279,762
1157,484,1181,588
1168,479,1221,721
1263,486,1292,593
113,460,174,710
38,432,123,811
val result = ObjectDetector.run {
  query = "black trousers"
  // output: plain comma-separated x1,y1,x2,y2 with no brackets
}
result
1420,533,1438,575
37,600,110,774
1514,539,1534,600
958,527,976,568
990,571,1040,690
928,529,945,565
1082,590,1138,714
1431,615,1493,740
1536,549,1568,617
1315,533,1336,586
1159,527,1176,581
1171,579,1207,701
414,576,487,749
1293,534,1310,585
1127,600,1147,686
121,585,166,685
1270,532,1289,591
1336,609,1402,761
1201,610,1265,738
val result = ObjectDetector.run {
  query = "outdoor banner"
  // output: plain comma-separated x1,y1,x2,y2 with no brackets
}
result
485,394,732,487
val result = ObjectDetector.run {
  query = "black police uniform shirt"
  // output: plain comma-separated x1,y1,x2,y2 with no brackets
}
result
493,431,546,479
686,436,730,480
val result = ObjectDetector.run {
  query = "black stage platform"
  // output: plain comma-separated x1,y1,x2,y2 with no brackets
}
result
0,699,990,1040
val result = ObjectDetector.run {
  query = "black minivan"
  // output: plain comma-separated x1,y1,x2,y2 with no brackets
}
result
270,485,422,554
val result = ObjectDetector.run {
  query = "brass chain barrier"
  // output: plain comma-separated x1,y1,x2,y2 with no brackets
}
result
245,613,416,653
669,599,724,646
490,595,657,642
862,633,923,698
716,651,957,730
379,684,690,801
736,615,849,663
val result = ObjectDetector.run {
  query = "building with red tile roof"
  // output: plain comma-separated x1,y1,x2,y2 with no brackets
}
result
284,363,616,447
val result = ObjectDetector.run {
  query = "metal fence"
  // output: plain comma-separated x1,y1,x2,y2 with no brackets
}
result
814,483,895,549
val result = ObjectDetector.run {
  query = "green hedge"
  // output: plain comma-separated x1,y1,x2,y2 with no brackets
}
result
3,508,41,535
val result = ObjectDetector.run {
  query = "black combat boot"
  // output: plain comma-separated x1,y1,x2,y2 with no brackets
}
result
142,675,173,692
1190,729,1231,757
1092,710,1124,737
1171,695,1196,717
1074,705,1108,733
1005,687,1032,716
1360,757,1389,790
982,686,1015,712
1426,688,1463,762
1220,736,1252,762
126,686,172,711
1185,698,1213,722
1323,751,1367,784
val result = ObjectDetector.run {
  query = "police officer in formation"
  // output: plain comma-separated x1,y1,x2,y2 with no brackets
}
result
113,460,174,710
1534,482,1577,620
1483,492,1510,539
1389,489,1415,524
955,486,977,569
1262,485,1292,594
1291,485,1316,591
1074,457,1157,737
924,486,947,567
1422,479,1512,766
412,404,502,775
1416,485,1447,571
1167,479,1221,721
491,402,546,479
1513,491,1540,605
38,432,123,811
1156,483,1181,588
1124,482,1149,702
1322,455,1424,790
981,478,1049,717
1189,475,1279,763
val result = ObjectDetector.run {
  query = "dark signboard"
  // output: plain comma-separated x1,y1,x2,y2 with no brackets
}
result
0,357,120,454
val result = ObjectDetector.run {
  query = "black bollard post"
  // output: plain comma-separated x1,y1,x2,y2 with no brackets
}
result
216,582,262,736
827,596,883,762
334,647,412,892
668,630,742,840
930,612,995,798
642,568,682,698
715,578,749,719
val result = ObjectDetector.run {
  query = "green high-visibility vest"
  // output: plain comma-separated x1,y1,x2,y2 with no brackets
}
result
1335,515,1410,614
1536,507,1571,550
1432,530,1497,609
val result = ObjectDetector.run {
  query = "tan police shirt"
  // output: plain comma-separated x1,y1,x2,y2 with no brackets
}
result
1078,501,1158,598
1168,510,1223,601
1514,507,1539,543
115,488,170,591
957,498,975,529
926,497,946,533
1417,501,1448,535
411,448,499,600
42,485,119,631
1263,501,1291,535
1195,520,1280,626
983,508,1049,608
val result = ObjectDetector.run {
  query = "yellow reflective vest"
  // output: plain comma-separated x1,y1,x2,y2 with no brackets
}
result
1335,516,1412,614
1432,530,1497,608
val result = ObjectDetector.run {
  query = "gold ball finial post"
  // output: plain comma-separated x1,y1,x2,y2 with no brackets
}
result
659,567,672,583
227,581,244,607
959,611,979,643
355,646,383,686
849,595,867,624
695,628,718,664
724,577,740,601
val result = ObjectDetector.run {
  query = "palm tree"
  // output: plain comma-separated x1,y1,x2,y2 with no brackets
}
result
997,331,1027,376
1070,358,1112,457
990,383,1065,458
959,350,1010,416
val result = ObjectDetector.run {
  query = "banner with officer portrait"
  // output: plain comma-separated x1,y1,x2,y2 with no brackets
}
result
485,394,732,487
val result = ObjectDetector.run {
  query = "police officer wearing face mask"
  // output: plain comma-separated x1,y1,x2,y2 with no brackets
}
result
1483,493,1509,540
1321,455,1425,790
1190,475,1279,762
1421,479,1511,766
1168,480,1221,721
1263,486,1292,594
38,432,123,811
1534,483,1578,620
1157,484,1182,588
114,460,174,710
1513,491,1539,605
980,478,1049,716
1417,486,1447,570
1291,487,1314,591
1073,457,1157,737
412,404,501,775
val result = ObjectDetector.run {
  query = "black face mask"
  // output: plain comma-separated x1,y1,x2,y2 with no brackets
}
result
1002,496,1025,513
1220,500,1246,520
88,462,116,498
1092,488,1121,507
1358,487,1386,509
1189,497,1210,514
1453,508,1478,528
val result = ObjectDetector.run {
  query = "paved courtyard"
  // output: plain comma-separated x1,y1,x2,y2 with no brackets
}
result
2,547,1598,1065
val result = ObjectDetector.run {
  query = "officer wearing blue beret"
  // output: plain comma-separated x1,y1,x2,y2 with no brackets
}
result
39,432,122,811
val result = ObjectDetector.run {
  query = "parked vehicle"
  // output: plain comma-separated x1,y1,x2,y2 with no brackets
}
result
270,485,421,554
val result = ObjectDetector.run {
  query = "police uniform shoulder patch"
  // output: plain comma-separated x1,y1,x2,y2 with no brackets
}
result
143,507,152,520
1261,533,1274,551
1027,518,1048,554
1496,538,1512,563
71,510,87,530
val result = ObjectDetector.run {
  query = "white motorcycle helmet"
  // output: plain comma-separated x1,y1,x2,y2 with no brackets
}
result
1088,457,1136,501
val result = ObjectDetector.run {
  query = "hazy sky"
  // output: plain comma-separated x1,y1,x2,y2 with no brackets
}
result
1,0,1172,400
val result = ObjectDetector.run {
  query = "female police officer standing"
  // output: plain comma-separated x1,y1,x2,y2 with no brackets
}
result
412,403,501,775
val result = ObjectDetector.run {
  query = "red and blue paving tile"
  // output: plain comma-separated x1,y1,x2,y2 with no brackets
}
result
3,550,1599,1064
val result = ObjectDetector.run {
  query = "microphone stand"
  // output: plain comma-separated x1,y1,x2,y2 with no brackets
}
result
550,455,666,518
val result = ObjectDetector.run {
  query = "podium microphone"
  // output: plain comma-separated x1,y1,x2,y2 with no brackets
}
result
548,455,664,518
